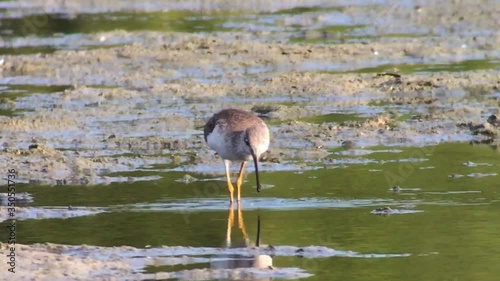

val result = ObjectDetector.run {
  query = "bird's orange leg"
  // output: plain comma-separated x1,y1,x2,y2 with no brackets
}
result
226,203,235,247
224,160,235,203
236,162,246,202
237,203,249,246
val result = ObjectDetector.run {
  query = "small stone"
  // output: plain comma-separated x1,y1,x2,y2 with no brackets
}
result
341,140,355,149
391,186,401,192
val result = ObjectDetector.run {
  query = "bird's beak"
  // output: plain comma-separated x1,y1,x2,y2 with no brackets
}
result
250,148,261,192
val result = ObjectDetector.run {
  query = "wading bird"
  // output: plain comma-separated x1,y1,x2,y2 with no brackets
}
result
204,108,270,202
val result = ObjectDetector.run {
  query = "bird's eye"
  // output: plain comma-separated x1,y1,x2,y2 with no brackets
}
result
244,138,250,146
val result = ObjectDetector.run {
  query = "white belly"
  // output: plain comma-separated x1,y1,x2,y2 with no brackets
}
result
206,125,243,161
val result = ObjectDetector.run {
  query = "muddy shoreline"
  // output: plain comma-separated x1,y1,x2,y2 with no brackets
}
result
0,42,498,185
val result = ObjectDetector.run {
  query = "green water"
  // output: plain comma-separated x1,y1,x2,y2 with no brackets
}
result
2,142,499,280
300,113,367,124
339,59,500,75
267,6,344,15
0,11,236,38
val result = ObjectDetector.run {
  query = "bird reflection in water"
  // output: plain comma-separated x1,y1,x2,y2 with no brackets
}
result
210,203,273,278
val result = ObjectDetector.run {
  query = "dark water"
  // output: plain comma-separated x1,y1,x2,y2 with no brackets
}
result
2,142,500,280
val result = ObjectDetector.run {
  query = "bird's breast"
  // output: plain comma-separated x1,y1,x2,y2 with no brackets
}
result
206,125,249,161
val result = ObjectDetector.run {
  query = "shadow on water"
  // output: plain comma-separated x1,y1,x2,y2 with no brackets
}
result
166,206,275,279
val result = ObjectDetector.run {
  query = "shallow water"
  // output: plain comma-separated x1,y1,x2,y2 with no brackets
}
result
2,142,500,280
